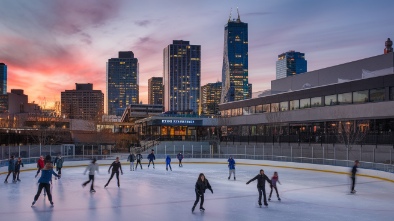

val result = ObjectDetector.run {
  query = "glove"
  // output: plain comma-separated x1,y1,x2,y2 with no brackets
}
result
210,189,213,194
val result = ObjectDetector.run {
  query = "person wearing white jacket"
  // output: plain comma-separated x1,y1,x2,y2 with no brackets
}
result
82,158,99,192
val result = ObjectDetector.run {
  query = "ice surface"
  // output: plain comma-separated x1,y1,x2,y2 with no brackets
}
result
0,162,393,221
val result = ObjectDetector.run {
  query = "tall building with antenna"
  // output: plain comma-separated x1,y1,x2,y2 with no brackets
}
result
221,8,250,103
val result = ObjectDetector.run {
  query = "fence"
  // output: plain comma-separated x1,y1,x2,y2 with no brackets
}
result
0,142,393,174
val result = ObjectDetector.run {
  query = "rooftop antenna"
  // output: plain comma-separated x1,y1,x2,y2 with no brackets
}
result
236,7,240,22
228,8,232,22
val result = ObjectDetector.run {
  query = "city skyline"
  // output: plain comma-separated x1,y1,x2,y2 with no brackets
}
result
1,0,394,108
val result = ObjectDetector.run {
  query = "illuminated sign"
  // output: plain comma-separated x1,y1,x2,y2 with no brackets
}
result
151,119,203,126
161,119,195,124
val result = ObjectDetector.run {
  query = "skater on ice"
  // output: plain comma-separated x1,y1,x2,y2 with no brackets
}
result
127,152,136,171
177,152,183,167
166,155,172,171
105,157,123,188
35,156,45,178
147,149,156,169
15,157,24,182
192,173,213,213
4,155,16,183
54,155,64,178
135,152,143,170
31,157,60,207
228,156,236,180
351,160,359,194
246,169,272,207
268,171,281,201
82,158,99,192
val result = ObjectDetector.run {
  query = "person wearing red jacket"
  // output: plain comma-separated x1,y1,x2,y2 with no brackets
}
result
35,156,45,178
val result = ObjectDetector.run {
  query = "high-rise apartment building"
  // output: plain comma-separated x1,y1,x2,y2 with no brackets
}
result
276,51,307,79
0,63,7,95
148,77,163,105
163,40,201,113
61,83,104,120
201,82,222,115
107,51,139,116
221,10,250,103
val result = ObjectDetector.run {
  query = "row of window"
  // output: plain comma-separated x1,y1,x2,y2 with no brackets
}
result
222,87,394,117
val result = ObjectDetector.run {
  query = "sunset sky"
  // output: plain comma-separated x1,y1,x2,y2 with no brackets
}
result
1,0,394,109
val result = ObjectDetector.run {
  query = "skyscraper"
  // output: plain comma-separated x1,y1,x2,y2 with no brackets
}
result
163,40,201,113
0,63,7,95
61,83,104,120
201,82,222,115
221,9,250,103
276,51,307,79
148,77,163,105
107,51,139,116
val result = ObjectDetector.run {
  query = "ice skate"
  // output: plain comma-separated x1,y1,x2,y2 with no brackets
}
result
4,180,7,183
234,177,236,180
50,201,54,206
17,179,21,182
278,197,281,201
268,197,271,201
90,189,96,193
228,177,230,180
31,201,36,207
264,203,268,207
191,205,196,213
200,207,205,212
351,190,357,194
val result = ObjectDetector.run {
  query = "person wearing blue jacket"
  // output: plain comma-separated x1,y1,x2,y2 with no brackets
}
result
4,155,16,183
228,156,236,180
32,161,60,206
15,157,24,182
147,149,156,169
166,155,172,171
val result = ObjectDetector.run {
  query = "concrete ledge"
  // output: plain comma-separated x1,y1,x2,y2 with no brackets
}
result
1,158,393,182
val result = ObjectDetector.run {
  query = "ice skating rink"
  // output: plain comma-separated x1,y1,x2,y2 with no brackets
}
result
0,162,393,221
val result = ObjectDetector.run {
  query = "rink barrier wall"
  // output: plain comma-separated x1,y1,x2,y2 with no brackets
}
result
1,158,393,183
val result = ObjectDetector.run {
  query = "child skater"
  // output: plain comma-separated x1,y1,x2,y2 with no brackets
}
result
192,173,213,213
54,155,64,179
166,155,172,171
177,152,183,167
135,152,143,170
104,157,123,188
15,157,24,182
228,156,236,180
31,159,60,207
82,158,99,192
268,171,281,201
147,149,156,169
127,152,135,171
35,156,45,178
246,169,272,207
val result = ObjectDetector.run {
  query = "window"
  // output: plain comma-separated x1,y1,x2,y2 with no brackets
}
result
249,106,256,114
271,103,279,112
237,108,243,116
311,97,322,107
353,90,368,103
243,107,250,115
370,88,385,102
391,87,394,100
300,98,310,109
338,92,352,105
231,109,237,116
325,95,337,106
263,104,270,113
280,101,288,111
256,105,263,113
290,100,299,110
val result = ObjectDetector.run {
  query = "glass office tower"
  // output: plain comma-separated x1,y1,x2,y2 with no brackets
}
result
0,63,7,95
221,11,250,103
106,51,139,116
163,40,201,114
148,77,163,105
276,51,307,79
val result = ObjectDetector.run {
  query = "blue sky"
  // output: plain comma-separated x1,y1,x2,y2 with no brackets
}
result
0,0,393,106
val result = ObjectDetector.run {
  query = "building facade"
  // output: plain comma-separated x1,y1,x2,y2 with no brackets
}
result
221,11,250,103
163,40,201,113
148,77,163,105
107,51,139,116
0,63,6,95
219,52,394,144
61,83,104,120
0,89,40,114
276,51,307,80
201,82,222,115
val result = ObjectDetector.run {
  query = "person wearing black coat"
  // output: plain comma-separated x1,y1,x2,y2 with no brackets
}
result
15,157,24,181
127,152,135,171
351,160,359,194
147,149,156,169
104,157,123,188
246,169,272,207
192,173,213,212
135,153,143,170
